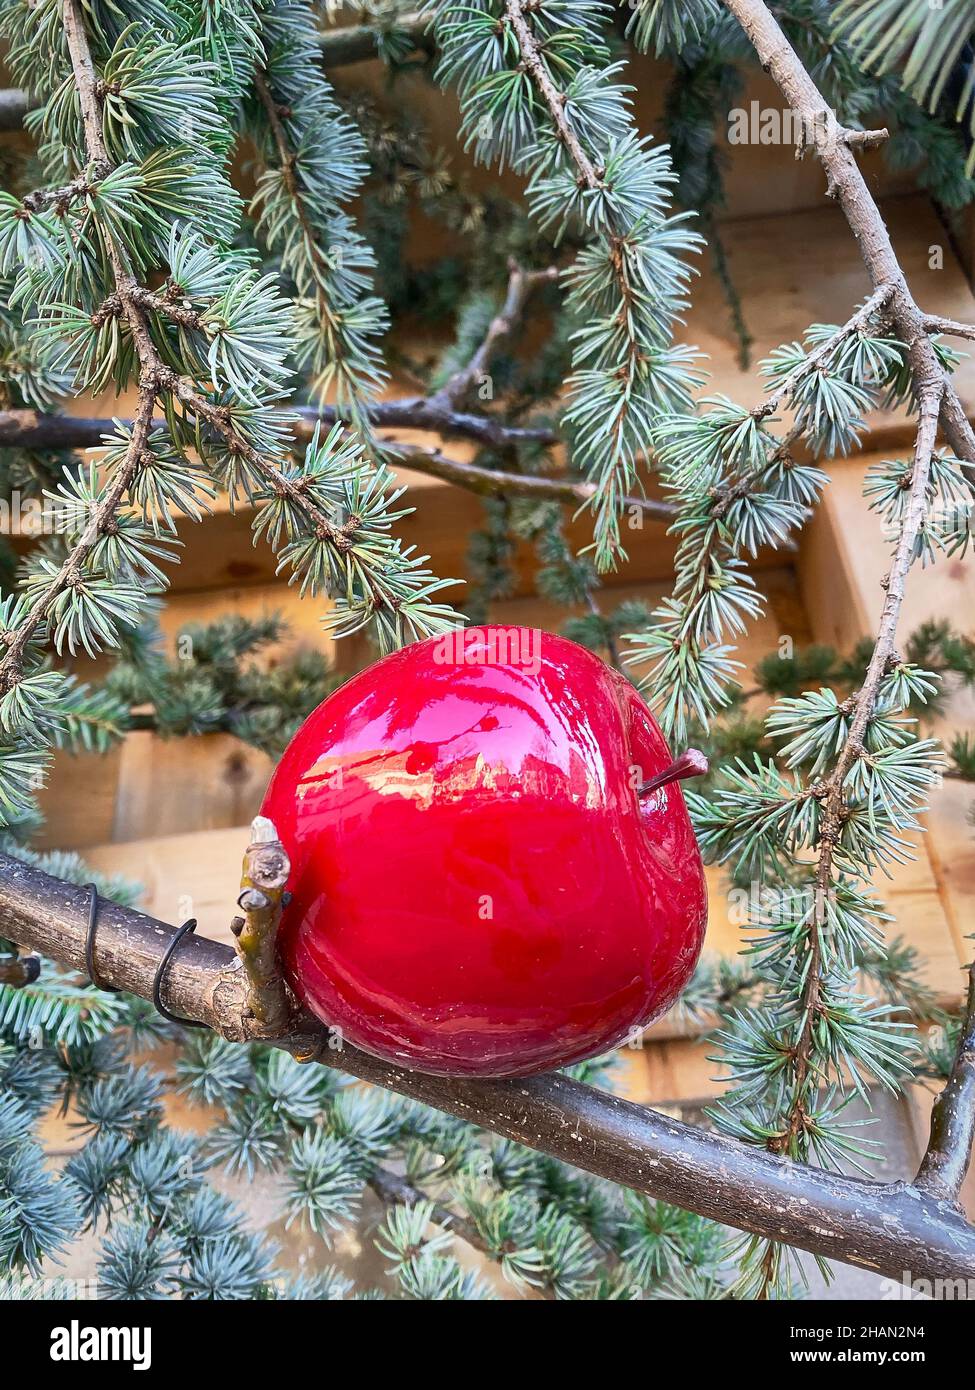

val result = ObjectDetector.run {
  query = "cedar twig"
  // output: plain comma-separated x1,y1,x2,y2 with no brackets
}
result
782,382,943,1160
364,1167,557,1297
2,847,975,1287
676,285,898,596
254,65,557,451
0,0,443,694
916,961,975,1206
505,0,601,188
388,441,675,520
502,0,649,536
430,260,559,409
0,13,433,133
0,387,158,693
229,815,292,1036
751,283,894,421
367,1166,555,1301
253,67,341,295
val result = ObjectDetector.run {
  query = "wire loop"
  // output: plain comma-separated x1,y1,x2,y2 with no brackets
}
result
85,883,206,1028
152,918,208,1028
84,883,118,994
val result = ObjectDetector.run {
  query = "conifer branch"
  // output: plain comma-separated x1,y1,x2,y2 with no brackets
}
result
362,1166,560,1296
0,0,459,688
501,0,643,550
2,848,974,1288
0,9,432,133
781,382,942,1164
250,5,396,415
752,283,894,421
366,1167,486,1253
435,0,703,565
155,368,364,553
505,1,602,188
0,386,158,694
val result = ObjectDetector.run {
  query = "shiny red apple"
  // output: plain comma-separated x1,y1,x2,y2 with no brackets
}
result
260,625,708,1077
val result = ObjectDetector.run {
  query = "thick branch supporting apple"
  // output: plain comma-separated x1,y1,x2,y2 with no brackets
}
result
2,849,975,1288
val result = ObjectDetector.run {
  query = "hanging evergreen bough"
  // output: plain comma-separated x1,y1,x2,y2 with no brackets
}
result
428,0,705,569
0,0,463,831
624,284,915,745
249,0,390,424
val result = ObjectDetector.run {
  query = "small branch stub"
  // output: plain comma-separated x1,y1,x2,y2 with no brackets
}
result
230,815,292,1035
637,748,709,798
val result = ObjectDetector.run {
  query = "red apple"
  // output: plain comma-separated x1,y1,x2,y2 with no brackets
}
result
260,625,707,1077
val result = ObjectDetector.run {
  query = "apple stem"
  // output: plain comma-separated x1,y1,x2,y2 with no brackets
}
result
637,748,709,798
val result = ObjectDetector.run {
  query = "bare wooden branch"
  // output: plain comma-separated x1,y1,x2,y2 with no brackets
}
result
842,127,889,151
0,401,557,454
917,962,975,1205
2,849,974,1288
229,816,292,1036
0,87,30,130
923,315,975,344
0,950,40,986
319,12,432,67
389,441,676,520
